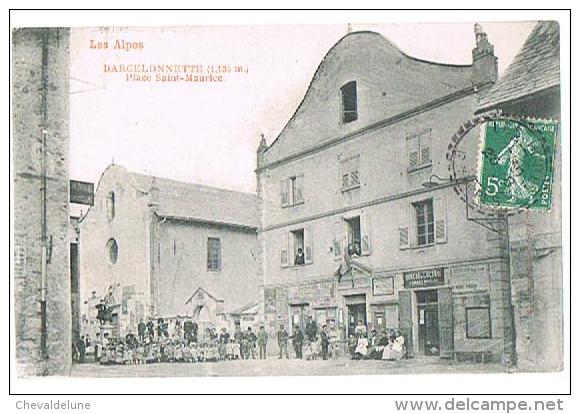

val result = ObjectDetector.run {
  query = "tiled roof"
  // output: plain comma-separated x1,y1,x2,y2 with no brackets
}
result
130,171,258,229
477,21,560,112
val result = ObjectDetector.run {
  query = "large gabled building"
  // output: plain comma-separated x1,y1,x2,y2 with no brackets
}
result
256,27,518,362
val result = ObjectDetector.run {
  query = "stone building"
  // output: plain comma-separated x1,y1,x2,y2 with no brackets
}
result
79,164,260,337
477,21,562,371
12,28,72,376
256,27,517,362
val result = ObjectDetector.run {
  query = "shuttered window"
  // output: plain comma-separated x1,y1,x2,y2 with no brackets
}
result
281,227,313,267
340,155,360,192
407,129,432,171
280,175,304,207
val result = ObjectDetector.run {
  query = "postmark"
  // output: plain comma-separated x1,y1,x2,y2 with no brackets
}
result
477,118,557,210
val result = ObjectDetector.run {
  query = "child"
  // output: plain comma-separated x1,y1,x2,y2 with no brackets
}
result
232,339,241,360
165,341,175,363
123,345,133,365
348,334,357,358
115,344,124,365
225,339,234,360
99,345,110,365
206,341,219,362
189,342,199,362
136,343,146,364
174,342,183,363
182,341,191,362
303,339,314,361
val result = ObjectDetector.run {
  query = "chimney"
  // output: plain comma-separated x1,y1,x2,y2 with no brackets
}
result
148,176,160,208
256,133,268,169
472,23,498,86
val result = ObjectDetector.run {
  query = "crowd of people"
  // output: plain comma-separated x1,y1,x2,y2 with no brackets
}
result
348,320,407,361
72,316,406,365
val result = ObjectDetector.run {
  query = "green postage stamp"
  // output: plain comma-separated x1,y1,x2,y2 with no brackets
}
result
477,117,558,210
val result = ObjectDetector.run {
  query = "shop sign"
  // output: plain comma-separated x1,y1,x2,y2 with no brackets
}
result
337,276,370,290
372,275,395,296
450,264,490,293
403,268,445,289
70,180,94,205
264,288,277,314
288,282,335,306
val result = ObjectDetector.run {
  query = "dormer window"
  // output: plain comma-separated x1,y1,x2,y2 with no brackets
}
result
340,81,358,123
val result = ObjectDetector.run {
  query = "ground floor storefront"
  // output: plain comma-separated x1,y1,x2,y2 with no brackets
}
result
262,258,515,363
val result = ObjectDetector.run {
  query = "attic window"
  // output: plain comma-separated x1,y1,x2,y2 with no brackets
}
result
341,81,358,123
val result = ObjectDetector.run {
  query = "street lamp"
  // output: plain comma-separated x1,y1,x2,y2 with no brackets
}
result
421,174,451,189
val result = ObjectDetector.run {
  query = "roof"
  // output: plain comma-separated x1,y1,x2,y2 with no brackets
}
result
228,301,261,316
477,21,560,112
184,286,224,305
262,30,475,166
129,171,258,229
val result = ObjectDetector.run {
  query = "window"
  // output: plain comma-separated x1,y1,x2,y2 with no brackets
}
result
291,229,305,266
280,175,304,207
414,199,435,246
340,81,358,123
340,155,360,192
333,212,371,259
346,216,362,256
207,237,221,271
407,129,432,171
281,227,312,267
106,238,118,264
106,191,115,220
466,307,492,339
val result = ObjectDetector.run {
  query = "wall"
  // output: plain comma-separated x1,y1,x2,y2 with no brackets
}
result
155,220,259,317
79,165,153,330
12,28,71,376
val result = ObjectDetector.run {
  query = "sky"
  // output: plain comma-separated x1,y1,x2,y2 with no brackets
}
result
69,22,536,197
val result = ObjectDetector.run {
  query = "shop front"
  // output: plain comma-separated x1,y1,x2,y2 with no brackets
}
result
263,280,338,333
397,262,512,362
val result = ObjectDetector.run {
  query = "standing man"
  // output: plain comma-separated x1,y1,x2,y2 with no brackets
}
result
320,325,330,360
292,325,304,359
305,315,318,342
277,324,289,359
246,327,257,359
257,325,268,359
234,324,245,359
76,335,86,364
138,320,147,341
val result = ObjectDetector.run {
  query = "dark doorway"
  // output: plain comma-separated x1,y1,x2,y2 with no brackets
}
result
290,304,309,332
417,289,440,356
347,303,367,337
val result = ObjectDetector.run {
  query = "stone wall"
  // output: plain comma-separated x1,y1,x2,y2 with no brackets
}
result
12,28,71,376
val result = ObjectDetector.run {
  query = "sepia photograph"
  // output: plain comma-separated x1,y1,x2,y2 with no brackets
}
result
9,9,570,397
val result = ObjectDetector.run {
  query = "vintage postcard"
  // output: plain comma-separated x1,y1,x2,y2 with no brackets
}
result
10,12,568,395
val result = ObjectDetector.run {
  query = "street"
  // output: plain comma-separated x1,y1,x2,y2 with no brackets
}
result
71,356,508,378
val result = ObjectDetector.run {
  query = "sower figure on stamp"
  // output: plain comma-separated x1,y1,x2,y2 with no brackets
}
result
277,324,289,359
